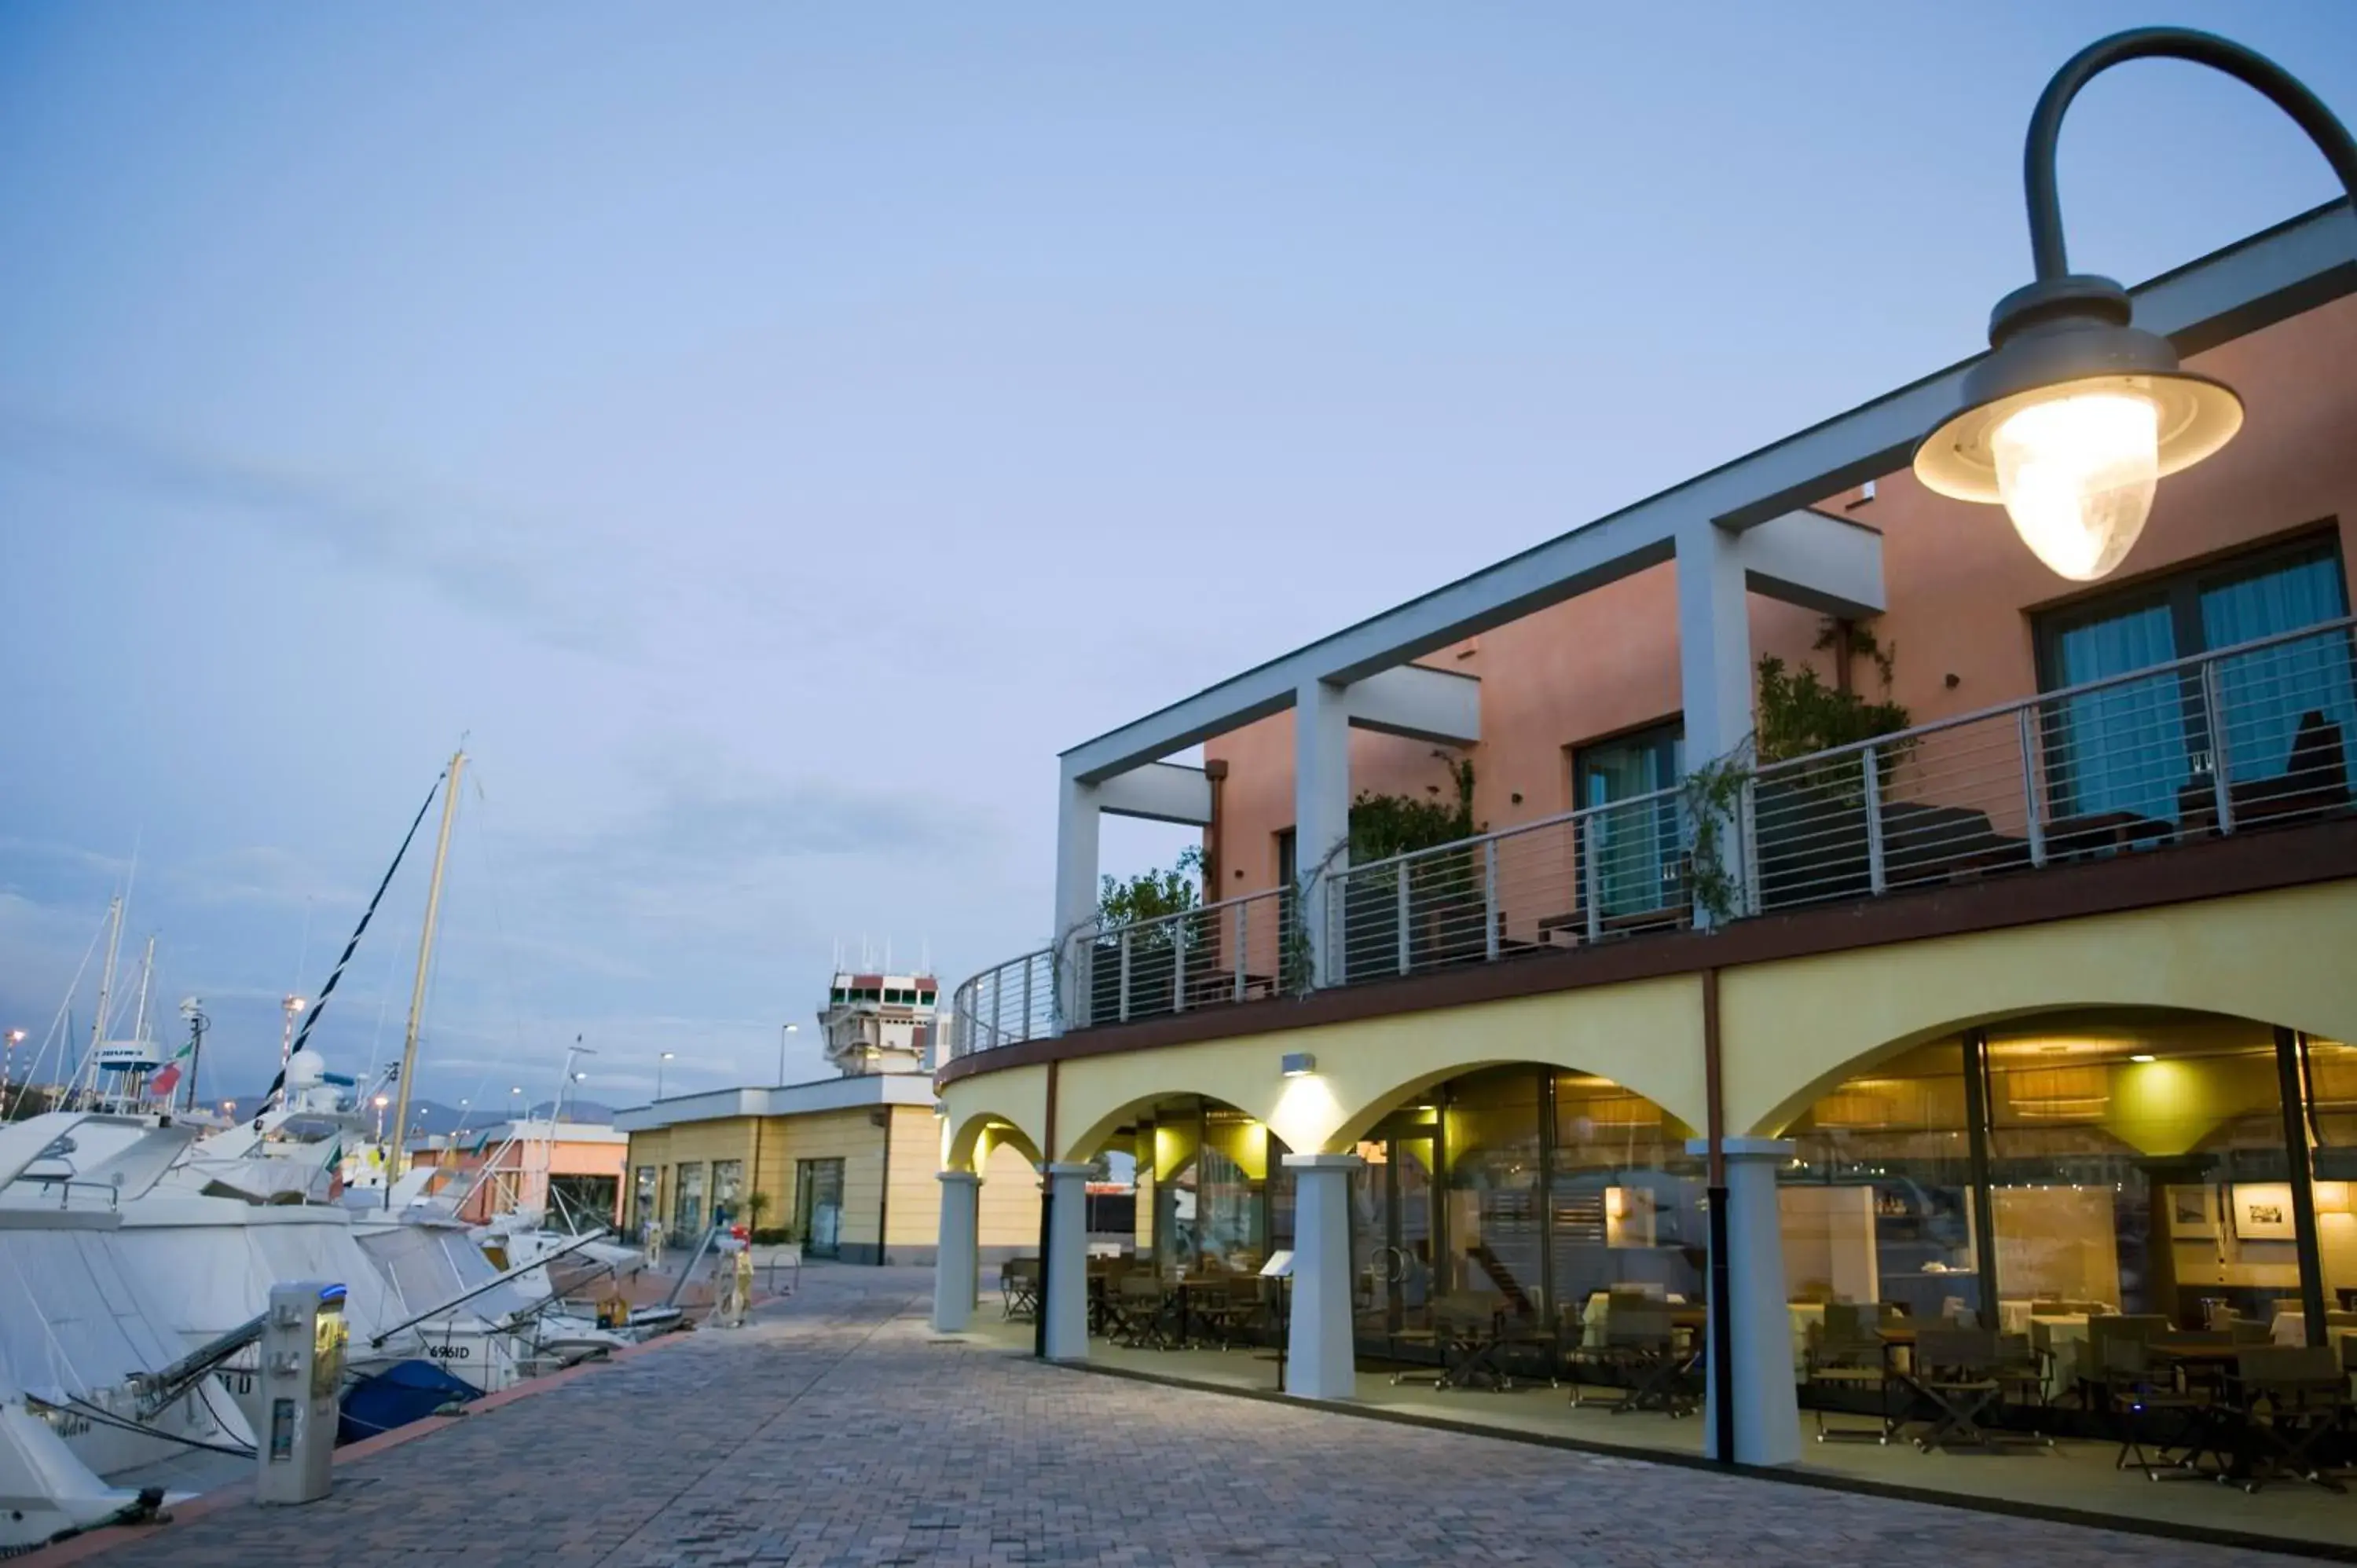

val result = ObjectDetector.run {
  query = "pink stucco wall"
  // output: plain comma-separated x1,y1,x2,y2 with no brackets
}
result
1204,292,2357,888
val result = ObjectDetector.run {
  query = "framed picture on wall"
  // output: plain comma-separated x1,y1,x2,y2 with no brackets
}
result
2231,1183,2297,1243
2166,1185,2216,1240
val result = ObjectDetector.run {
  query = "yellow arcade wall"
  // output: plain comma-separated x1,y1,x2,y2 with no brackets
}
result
937,879,2357,1163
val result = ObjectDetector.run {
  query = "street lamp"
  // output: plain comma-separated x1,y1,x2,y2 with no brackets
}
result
778,1022,799,1085
657,1051,676,1099
1914,28,2357,581
3,1028,23,1112
372,1093,390,1141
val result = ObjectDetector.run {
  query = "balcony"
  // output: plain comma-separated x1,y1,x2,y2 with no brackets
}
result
950,616,2357,1063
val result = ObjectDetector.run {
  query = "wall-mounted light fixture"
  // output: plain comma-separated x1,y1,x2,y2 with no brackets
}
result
1280,1052,1318,1079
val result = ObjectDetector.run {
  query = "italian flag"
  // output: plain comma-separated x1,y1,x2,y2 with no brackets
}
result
148,1038,193,1099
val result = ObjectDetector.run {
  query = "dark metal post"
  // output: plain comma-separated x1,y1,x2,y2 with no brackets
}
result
2021,27,2357,282
1033,1173,1052,1360
2275,1028,2328,1346
1960,1030,2002,1320
1701,967,1735,1467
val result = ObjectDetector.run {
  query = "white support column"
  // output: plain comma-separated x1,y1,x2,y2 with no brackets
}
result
930,1172,981,1333
1040,1162,1092,1361
1294,679,1351,986
1674,522,1753,928
1281,1152,1362,1400
1687,1136,1802,1466
1053,772,1102,1029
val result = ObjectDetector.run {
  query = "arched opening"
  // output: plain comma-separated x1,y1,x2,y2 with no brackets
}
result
1774,1007,2356,1359
1343,1062,1703,1381
1070,1094,1292,1281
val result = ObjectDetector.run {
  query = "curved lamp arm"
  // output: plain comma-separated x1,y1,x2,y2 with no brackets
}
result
2025,26,2357,281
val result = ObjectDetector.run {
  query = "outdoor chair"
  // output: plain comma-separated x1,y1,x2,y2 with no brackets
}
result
2233,1346,2350,1494
1191,1277,1263,1350
1393,1293,1515,1391
1573,1295,1694,1416
999,1257,1042,1321
2099,1339,2216,1479
1806,1302,1897,1444
1106,1273,1175,1350
2074,1314,2168,1409
1912,1328,2029,1452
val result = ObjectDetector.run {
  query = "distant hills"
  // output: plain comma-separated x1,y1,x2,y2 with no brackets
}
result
212,1091,617,1132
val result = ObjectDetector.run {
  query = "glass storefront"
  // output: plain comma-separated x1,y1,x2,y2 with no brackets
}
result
711,1159,744,1224
1343,1067,1707,1357
1788,1012,2353,1350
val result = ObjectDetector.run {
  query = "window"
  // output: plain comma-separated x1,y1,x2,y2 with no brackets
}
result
1573,721,1687,918
712,1159,743,1221
796,1158,845,1257
632,1165,657,1230
2036,534,2354,823
673,1162,706,1239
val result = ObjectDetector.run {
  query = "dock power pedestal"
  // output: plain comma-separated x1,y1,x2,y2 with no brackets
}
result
255,1281,346,1506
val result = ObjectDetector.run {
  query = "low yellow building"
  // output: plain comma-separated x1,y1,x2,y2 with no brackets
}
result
618,1072,1035,1264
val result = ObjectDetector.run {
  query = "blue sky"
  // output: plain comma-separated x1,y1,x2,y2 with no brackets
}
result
3,2,2353,1108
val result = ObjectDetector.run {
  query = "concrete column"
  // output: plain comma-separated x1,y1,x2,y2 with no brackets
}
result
930,1172,981,1332
1293,679,1351,986
1040,1162,1092,1361
1687,1136,1800,1466
1674,522,1752,926
1053,772,1102,1029
1281,1152,1362,1399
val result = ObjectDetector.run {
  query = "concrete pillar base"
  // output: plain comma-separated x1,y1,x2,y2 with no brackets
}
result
1041,1163,1092,1361
1688,1136,1801,1466
1282,1152,1363,1400
931,1172,981,1333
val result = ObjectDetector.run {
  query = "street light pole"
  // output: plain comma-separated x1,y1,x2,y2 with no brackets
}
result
777,1023,799,1086
657,1050,676,1100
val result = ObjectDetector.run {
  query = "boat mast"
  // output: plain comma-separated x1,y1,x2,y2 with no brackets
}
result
83,896,124,1106
127,935,156,1108
388,749,464,1197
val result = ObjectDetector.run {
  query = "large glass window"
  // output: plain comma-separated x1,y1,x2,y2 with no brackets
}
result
2038,534,2352,822
1781,1041,1982,1324
1574,723,1687,918
797,1158,845,1257
1791,1013,2346,1348
1985,1017,2293,1327
2304,1037,2356,1326
633,1165,657,1232
672,1162,706,1239
711,1159,744,1222
1552,1072,1706,1315
1444,1068,1544,1317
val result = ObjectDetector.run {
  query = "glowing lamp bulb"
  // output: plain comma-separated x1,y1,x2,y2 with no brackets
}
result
1989,390,2159,581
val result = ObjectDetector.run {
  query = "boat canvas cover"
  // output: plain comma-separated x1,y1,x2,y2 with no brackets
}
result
0,1230,189,1406
110,1218,400,1349
355,1223,533,1326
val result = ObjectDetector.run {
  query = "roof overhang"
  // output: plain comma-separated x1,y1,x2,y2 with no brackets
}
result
1058,200,2356,787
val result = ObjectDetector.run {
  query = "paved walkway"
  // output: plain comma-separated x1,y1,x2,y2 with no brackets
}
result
74,1266,2292,1568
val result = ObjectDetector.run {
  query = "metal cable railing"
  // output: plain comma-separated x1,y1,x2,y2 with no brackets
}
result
948,616,2357,1057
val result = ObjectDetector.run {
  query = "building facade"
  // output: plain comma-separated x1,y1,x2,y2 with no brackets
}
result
407,1120,629,1227
619,1074,1037,1264
929,200,2357,1531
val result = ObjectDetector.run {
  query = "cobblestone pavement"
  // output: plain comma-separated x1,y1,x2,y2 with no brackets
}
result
80,1266,2289,1568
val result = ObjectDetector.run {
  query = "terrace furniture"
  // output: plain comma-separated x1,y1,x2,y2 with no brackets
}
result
1571,1294,1696,1416
2042,808,2175,860
2231,1345,2350,1494
2073,1314,2171,1409
1909,1328,2042,1452
1189,1277,1263,1350
1805,1302,1900,1444
1106,1273,1175,1350
2178,709,2352,837
1393,1293,1517,1391
2099,1339,2216,1479
1000,1257,1042,1321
